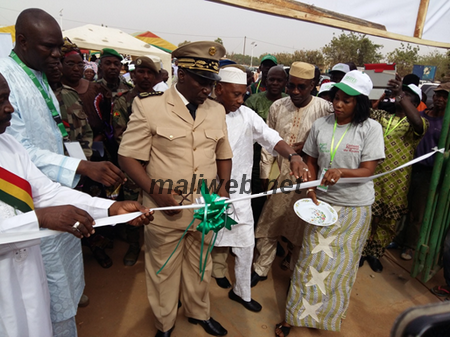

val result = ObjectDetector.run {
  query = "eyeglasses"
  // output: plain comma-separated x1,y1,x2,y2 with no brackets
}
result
286,82,310,91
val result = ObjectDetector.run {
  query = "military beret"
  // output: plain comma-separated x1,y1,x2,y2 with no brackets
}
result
100,48,123,60
135,56,158,73
172,41,226,81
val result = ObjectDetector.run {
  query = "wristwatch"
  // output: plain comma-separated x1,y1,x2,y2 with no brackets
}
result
288,153,300,162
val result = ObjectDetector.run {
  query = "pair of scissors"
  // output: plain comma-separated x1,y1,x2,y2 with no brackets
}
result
178,191,193,205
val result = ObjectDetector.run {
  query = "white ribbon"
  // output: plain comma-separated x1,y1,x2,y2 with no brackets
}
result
0,148,444,245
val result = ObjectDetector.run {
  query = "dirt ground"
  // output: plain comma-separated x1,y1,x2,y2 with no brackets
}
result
76,230,446,337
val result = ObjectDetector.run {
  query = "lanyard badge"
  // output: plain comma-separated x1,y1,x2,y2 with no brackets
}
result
317,118,351,192
9,50,69,139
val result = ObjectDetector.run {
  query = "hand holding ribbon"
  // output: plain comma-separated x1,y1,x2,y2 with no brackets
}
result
156,181,237,280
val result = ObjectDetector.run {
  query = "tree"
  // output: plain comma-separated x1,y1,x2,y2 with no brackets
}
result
386,43,420,77
268,52,292,66
228,53,260,67
255,49,324,69
292,50,325,69
417,50,450,82
215,37,223,45
178,40,191,47
322,31,383,69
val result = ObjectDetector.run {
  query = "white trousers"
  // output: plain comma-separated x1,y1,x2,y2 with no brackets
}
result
211,245,254,302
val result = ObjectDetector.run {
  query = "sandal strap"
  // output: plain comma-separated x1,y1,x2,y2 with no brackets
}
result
275,323,291,337
438,286,450,294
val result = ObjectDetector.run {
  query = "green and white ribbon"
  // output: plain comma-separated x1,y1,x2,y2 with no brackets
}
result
1,147,445,276
156,181,237,280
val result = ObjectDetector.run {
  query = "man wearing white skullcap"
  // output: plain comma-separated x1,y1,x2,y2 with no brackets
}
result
212,66,309,312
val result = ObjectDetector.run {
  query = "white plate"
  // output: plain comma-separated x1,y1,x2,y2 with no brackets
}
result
293,198,338,226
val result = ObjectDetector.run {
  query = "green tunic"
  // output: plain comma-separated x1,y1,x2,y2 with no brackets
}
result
363,109,428,257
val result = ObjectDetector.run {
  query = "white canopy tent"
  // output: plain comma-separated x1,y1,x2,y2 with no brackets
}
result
64,24,172,80
0,33,13,59
209,0,450,48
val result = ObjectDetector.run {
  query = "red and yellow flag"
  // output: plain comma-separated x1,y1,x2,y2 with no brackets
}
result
0,167,34,213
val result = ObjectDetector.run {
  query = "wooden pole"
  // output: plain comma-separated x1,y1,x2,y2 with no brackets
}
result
208,0,450,49
414,0,430,39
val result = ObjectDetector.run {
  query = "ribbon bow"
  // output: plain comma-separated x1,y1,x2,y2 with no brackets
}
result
157,181,237,281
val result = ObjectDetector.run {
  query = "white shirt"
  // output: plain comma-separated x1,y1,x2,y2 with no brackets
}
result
215,105,282,247
0,57,81,188
153,81,169,92
0,56,86,325
0,134,113,337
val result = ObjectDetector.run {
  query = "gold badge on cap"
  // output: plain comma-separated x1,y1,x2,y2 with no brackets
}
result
209,47,216,56
137,59,142,65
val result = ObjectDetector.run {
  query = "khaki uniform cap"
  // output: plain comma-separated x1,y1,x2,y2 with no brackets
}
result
172,41,226,80
135,56,158,74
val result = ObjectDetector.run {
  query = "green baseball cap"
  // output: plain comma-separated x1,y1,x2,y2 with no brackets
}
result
260,54,277,65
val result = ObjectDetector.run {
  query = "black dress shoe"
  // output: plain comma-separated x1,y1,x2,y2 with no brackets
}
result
228,289,262,312
188,317,227,336
359,256,366,268
215,277,231,289
250,271,267,287
367,255,383,273
155,326,174,337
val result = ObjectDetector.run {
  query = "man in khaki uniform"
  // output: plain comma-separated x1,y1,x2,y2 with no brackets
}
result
118,41,232,337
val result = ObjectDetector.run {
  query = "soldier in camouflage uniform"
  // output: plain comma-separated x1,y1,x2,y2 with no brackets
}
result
56,85,94,159
51,40,125,270
96,48,133,167
111,56,160,266
45,51,94,166
113,56,160,143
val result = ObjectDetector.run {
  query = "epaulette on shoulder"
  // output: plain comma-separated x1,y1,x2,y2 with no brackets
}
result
138,91,164,99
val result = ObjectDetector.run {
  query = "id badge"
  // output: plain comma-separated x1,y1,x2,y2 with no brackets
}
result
64,141,87,161
317,168,328,192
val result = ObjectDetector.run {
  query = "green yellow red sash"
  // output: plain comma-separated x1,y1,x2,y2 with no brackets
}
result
0,167,34,213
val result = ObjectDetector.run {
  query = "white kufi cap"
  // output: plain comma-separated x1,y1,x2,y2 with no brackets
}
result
218,67,247,85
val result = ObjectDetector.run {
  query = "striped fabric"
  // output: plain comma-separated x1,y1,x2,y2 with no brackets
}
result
0,166,34,213
285,205,371,331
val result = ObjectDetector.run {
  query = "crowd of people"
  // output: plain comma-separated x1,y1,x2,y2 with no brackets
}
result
1,7,449,337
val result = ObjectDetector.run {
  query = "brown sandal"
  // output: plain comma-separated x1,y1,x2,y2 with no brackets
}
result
275,322,291,337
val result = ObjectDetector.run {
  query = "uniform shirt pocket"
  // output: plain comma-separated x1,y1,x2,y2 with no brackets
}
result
203,129,224,158
154,127,187,158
